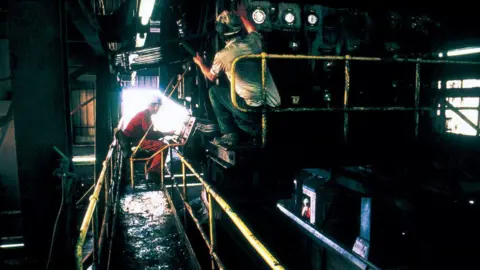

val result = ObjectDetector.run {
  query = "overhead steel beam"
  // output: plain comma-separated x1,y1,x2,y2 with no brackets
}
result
66,0,105,56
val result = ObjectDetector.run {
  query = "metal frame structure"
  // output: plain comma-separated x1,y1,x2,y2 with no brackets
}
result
156,146,286,270
75,141,123,270
230,53,480,147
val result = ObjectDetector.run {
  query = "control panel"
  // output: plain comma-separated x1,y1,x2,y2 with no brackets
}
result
178,116,197,145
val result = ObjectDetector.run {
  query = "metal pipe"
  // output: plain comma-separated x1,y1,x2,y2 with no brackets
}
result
70,96,96,115
172,184,226,270
130,158,134,188
107,152,123,270
414,62,421,138
277,203,380,270
229,53,480,114
208,193,216,270
168,70,188,98
344,56,351,142
160,153,164,188
76,145,114,270
163,76,176,95
272,107,433,112
182,162,187,228
76,185,94,207
97,202,109,262
231,53,480,64
261,52,268,147
177,152,285,269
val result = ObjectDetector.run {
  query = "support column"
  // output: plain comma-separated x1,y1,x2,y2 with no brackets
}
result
94,57,112,265
8,0,72,267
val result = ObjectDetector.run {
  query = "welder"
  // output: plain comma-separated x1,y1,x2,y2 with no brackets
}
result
116,95,174,179
193,3,281,146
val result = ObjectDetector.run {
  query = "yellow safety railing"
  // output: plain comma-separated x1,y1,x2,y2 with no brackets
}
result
230,53,480,146
75,140,123,270
132,146,285,269
130,142,182,188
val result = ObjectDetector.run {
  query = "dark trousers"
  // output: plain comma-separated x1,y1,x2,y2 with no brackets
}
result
209,85,260,138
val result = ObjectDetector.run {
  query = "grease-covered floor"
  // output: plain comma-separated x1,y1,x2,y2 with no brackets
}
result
116,174,193,270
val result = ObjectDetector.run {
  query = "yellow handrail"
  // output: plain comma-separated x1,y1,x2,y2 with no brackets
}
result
130,143,183,188
175,151,285,269
229,53,480,146
76,144,115,270
229,53,480,113
133,145,285,269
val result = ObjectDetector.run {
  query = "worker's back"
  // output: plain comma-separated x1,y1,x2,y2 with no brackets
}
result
213,32,281,107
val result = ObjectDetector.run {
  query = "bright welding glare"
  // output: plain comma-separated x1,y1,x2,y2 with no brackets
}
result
121,88,190,134
252,8,266,24
284,12,295,24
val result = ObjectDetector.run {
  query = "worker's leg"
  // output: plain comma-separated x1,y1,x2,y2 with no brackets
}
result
209,85,260,140
232,96,261,139
140,139,167,173
208,85,238,135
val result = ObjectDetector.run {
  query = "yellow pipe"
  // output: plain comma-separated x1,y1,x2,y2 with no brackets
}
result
229,53,480,112
76,146,115,270
177,152,285,270
130,143,182,187
160,154,164,187
168,70,188,98
173,184,226,269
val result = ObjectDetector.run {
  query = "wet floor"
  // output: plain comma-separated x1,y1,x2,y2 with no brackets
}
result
116,179,194,270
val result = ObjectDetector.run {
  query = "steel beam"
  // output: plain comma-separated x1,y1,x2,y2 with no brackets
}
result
8,0,72,267
66,0,105,56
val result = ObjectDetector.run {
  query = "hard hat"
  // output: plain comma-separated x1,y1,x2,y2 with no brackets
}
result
215,10,242,37
303,198,309,204
148,94,162,106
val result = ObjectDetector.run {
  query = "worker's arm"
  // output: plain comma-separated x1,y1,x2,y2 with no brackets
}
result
141,114,164,140
193,53,218,82
237,2,256,34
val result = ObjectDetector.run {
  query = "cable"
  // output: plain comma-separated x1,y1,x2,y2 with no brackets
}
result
45,172,65,270
76,185,95,207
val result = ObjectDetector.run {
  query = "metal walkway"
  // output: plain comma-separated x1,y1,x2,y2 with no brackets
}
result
111,170,198,270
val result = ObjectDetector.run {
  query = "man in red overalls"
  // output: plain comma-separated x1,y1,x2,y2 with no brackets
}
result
122,96,174,178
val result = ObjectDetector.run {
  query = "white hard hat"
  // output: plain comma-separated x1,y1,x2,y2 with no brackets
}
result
148,94,162,105
303,198,309,204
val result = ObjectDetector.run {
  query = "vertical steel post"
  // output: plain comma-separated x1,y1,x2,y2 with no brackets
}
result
208,193,217,269
182,162,187,228
170,146,174,199
130,158,134,188
105,159,111,239
344,56,351,142
160,153,164,188
9,0,72,266
261,52,267,147
477,95,480,136
414,62,421,139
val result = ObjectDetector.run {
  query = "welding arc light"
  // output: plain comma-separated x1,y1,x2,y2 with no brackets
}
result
307,14,318,25
284,12,295,24
252,8,266,24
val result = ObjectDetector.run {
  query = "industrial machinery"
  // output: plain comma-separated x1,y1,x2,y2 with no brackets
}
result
100,0,480,269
